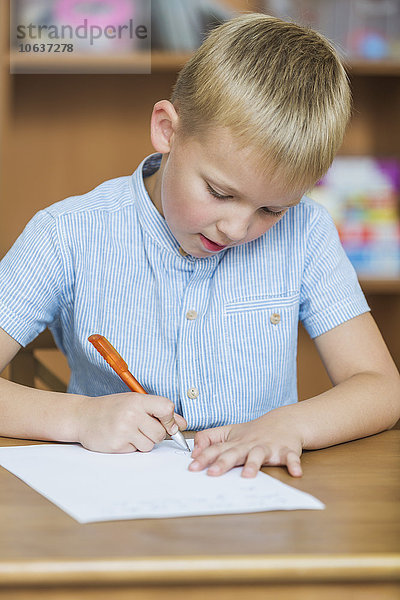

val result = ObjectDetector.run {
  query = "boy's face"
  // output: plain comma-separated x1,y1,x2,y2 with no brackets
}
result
146,121,304,259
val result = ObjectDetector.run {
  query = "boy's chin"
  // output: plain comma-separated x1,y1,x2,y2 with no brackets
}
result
179,246,209,259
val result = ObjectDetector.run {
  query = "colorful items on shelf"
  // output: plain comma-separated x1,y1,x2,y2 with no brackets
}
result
265,0,400,61
54,0,135,52
151,0,235,51
310,157,400,278
13,0,150,54
12,0,235,54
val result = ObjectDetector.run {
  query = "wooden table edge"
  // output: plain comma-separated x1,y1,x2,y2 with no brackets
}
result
1,554,399,587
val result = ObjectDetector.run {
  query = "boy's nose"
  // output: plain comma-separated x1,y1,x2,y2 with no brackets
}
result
217,215,251,244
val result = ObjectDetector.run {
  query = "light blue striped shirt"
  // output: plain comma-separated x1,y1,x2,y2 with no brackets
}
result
0,153,369,429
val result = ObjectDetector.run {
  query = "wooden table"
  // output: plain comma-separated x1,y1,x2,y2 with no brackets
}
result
0,431,399,600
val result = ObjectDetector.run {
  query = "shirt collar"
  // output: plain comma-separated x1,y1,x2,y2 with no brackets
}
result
131,153,226,264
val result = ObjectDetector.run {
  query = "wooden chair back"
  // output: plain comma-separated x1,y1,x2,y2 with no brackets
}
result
9,329,67,392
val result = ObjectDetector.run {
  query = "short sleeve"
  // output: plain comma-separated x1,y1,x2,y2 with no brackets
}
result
0,209,65,346
299,205,370,339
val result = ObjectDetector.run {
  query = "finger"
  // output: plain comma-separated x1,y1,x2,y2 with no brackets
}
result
134,430,156,453
241,446,269,478
189,442,226,470
138,414,168,444
190,443,242,474
192,426,230,458
146,397,178,436
285,450,303,477
191,430,213,458
94,441,137,454
173,413,188,431
206,447,247,476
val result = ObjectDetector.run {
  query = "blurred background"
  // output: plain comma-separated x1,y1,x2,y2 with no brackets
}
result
1,0,400,403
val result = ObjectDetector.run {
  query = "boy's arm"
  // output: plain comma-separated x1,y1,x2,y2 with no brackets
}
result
0,328,186,449
0,327,82,442
190,312,400,477
293,311,400,448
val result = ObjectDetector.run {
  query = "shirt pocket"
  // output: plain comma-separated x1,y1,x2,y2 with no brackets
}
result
221,292,300,419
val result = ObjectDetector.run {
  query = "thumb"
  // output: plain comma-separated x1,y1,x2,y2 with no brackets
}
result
157,410,180,436
192,425,230,457
173,413,188,431
146,396,179,436
160,413,187,436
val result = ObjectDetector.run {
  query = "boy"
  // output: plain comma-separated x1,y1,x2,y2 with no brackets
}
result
0,14,399,478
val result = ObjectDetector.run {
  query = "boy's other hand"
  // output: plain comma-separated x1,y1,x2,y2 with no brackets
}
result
77,393,187,453
189,414,303,478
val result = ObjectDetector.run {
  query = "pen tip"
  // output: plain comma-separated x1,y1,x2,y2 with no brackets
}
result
172,432,191,453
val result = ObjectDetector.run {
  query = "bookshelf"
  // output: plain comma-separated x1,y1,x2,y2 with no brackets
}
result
7,50,192,73
346,59,400,76
7,51,400,76
1,0,400,398
361,279,400,294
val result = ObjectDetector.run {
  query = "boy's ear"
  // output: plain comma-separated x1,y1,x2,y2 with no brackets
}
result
149,100,180,154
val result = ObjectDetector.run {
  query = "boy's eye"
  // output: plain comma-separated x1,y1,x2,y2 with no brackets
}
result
206,183,232,200
206,182,285,217
261,207,286,217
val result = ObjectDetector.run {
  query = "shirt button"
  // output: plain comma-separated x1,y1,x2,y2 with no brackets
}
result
179,246,189,257
186,310,198,320
270,312,281,325
187,387,199,399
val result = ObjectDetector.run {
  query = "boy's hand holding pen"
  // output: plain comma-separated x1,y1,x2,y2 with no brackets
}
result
77,334,189,454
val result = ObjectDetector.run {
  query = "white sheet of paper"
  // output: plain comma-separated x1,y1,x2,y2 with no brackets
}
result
0,440,324,523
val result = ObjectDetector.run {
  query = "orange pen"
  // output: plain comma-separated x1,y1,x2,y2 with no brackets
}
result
88,334,190,451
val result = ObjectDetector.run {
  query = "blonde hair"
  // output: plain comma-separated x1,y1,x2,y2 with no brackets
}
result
171,13,351,193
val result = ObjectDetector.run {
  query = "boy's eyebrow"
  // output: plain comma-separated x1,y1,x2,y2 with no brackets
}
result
206,175,301,208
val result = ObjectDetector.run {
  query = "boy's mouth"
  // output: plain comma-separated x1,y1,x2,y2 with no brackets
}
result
199,234,227,252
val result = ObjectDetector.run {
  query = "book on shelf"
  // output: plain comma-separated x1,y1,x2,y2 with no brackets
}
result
310,157,400,279
264,0,400,61
151,0,235,51
12,0,149,54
